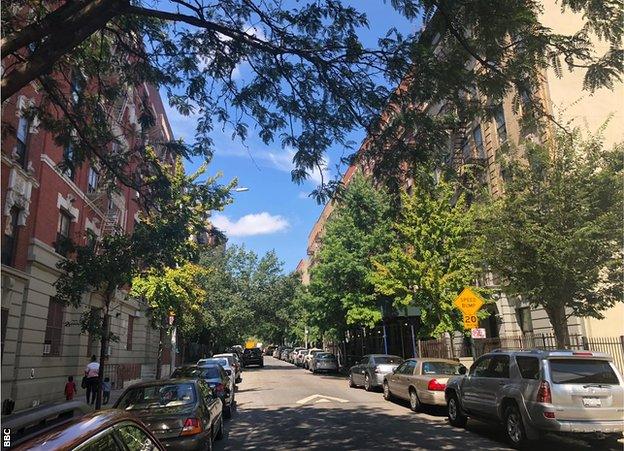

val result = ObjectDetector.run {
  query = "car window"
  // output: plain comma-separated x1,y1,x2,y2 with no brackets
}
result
373,356,403,365
470,357,492,377
171,366,220,379
197,380,214,402
360,356,370,365
549,359,619,384
490,355,510,378
117,383,196,410
422,362,463,375
516,356,540,379
400,360,416,375
116,424,159,451
394,362,407,374
76,429,122,451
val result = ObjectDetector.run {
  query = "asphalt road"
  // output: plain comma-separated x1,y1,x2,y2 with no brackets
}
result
215,357,621,450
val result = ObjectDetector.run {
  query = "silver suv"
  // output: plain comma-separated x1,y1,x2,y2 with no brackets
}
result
445,349,624,448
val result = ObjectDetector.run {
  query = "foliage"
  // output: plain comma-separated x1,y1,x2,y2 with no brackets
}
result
369,179,486,337
307,175,395,339
482,131,624,346
2,1,622,200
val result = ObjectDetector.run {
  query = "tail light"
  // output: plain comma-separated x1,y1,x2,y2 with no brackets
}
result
427,379,446,391
536,380,552,403
181,418,202,436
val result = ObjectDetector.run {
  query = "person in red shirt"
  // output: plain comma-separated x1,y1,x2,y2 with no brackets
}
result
65,376,77,401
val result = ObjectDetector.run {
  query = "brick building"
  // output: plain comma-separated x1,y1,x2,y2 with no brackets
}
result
1,78,173,411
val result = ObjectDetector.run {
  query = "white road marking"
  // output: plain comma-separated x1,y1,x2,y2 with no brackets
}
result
296,394,349,405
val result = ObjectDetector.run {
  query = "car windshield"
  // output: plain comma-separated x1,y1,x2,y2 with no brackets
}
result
199,358,229,367
422,362,463,375
171,366,221,379
549,359,619,384
320,354,336,360
374,356,403,365
117,384,196,410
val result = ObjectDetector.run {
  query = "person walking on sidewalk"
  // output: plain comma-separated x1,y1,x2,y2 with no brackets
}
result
84,355,100,405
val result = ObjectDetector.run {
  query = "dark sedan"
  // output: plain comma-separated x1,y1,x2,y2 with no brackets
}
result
171,364,235,418
242,347,264,367
114,379,223,451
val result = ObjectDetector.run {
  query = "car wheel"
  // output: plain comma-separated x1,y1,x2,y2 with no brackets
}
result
364,373,373,391
215,414,224,440
447,394,468,428
235,377,242,384
348,373,356,388
409,389,421,412
383,381,392,401
504,404,528,448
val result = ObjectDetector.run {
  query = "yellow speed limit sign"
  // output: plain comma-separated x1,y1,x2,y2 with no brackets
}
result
453,287,484,330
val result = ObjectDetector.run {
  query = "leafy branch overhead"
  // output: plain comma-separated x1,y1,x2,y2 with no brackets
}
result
2,1,622,200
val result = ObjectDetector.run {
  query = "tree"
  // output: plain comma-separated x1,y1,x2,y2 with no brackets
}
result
369,179,485,338
307,175,395,340
54,157,232,408
2,1,621,200
482,131,623,347
130,263,210,379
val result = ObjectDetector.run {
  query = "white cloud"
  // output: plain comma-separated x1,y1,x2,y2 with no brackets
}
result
212,212,289,237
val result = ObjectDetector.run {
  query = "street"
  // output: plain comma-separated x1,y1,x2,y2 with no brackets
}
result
216,357,621,450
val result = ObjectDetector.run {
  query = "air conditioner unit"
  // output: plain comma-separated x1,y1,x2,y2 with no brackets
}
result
43,343,51,355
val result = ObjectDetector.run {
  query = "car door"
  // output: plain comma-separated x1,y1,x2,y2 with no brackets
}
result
480,355,510,417
354,356,369,385
396,360,417,399
462,355,493,414
387,361,407,396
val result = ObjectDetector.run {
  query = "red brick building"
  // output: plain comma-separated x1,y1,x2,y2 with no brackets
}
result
1,79,173,411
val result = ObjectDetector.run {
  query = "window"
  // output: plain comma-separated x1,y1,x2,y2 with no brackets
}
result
2,207,20,266
549,359,619,385
516,307,533,334
1,308,8,358
44,298,64,356
15,115,30,168
76,430,122,451
70,71,85,106
494,105,507,144
460,136,471,160
87,167,99,193
63,144,75,180
490,355,510,378
127,315,134,351
116,384,197,410
399,360,416,375
516,356,540,380
470,356,492,377
56,210,72,256
422,361,463,375
472,126,485,159
116,424,159,451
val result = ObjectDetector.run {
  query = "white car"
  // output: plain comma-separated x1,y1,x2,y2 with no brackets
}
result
213,353,243,383
295,349,309,366
303,349,324,369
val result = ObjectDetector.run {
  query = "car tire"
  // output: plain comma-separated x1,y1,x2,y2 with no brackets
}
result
504,404,528,449
348,373,356,388
447,393,468,428
215,414,224,440
364,373,373,391
383,381,392,401
235,376,242,384
409,388,421,412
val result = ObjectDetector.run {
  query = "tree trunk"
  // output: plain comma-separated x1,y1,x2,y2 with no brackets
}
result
155,325,165,379
546,304,570,348
95,293,112,410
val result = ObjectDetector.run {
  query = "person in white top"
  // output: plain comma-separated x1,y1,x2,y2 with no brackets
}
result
84,355,100,405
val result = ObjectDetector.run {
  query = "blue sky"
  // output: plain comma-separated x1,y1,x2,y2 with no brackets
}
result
164,2,416,272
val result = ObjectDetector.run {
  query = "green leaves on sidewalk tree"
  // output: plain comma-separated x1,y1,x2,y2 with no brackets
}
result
307,175,395,340
482,131,624,348
369,180,485,338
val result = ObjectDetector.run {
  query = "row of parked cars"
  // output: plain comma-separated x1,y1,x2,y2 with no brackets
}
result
272,346,340,373
346,349,624,448
9,346,266,450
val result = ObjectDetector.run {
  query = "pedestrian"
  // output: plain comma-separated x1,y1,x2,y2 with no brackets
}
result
102,377,111,405
64,376,77,401
84,355,100,405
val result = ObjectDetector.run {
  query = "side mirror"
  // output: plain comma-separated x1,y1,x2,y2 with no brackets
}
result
458,366,467,375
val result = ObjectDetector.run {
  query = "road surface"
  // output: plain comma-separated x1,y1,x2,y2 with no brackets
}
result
215,357,620,450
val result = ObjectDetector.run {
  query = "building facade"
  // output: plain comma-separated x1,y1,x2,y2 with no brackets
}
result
1,80,173,411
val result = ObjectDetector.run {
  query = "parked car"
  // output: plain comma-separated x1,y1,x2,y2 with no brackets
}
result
280,348,293,360
214,353,243,383
445,349,624,448
13,408,165,451
171,364,235,419
243,347,265,367
198,357,237,385
114,379,223,450
349,354,404,391
265,345,276,356
273,346,283,358
295,349,309,366
310,352,339,373
303,348,324,369
383,358,466,411
290,347,306,363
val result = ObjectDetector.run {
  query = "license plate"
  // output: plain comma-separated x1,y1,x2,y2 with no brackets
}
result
582,397,601,407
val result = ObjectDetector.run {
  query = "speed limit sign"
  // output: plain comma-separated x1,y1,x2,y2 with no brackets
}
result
463,314,478,329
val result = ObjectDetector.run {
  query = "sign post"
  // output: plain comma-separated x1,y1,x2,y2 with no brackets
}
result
453,287,484,330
